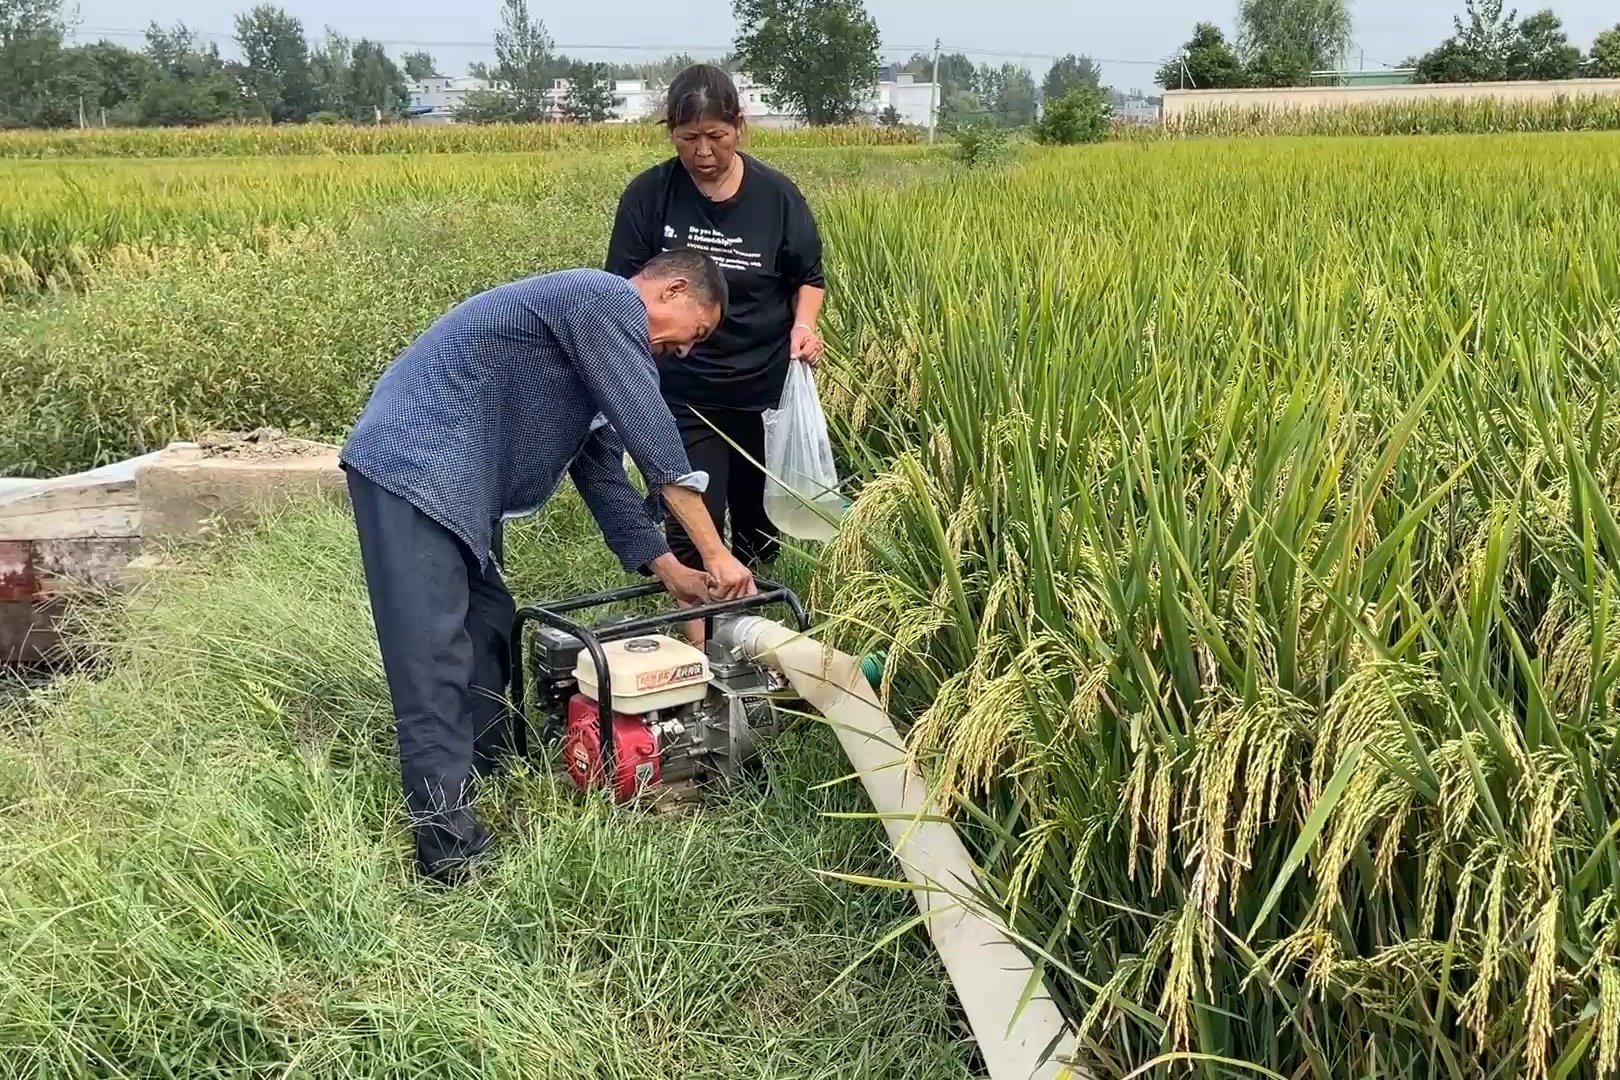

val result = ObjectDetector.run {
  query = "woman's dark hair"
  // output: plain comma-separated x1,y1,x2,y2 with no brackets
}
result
665,64,743,129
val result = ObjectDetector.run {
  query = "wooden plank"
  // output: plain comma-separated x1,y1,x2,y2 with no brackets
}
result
0,450,159,505
0,449,159,542
0,479,42,499
0,504,141,542
0,474,136,509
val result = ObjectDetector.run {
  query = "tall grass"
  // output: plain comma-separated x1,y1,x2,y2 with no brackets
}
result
0,121,921,160
0,496,973,1078
814,132,1620,1075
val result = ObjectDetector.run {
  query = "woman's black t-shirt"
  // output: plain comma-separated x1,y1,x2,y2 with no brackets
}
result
605,153,824,410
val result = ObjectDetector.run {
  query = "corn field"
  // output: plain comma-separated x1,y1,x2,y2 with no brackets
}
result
815,132,1620,1076
0,121,922,160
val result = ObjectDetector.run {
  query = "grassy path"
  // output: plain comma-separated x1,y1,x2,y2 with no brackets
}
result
0,496,973,1078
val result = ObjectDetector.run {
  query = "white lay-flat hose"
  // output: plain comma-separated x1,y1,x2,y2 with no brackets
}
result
716,616,1083,1080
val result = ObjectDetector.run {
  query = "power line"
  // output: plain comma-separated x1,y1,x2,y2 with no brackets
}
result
68,25,940,55
938,43,1166,67
70,27,732,50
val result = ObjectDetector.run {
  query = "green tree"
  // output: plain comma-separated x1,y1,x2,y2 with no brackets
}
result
904,50,975,97
1041,54,1101,103
1156,22,1247,90
454,88,519,123
1033,84,1110,144
1507,9,1581,79
70,41,155,119
139,22,242,126
1238,0,1353,86
348,39,406,121
1412,0,1520,83
903,50,975,127
877,103,901,126
37,41,156,127
493,0,561,120
401,50,436,81
605,52,706,86
234,5,315,121
0,0,68,127
974,62,1037,127
1594,24,1620,78
938,89,981,129
309,28,351,117
732,0,881,125
563,61,614,122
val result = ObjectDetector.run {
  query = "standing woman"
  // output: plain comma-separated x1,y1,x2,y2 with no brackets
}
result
606,64,825,638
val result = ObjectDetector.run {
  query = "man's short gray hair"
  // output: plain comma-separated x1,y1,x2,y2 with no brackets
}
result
640,249,729,323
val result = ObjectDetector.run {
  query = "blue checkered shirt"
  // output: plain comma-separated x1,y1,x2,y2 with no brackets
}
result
340,268,707,573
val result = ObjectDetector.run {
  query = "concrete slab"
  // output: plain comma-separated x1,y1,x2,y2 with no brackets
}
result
2,435,344,666
0,446,179,543
136,441,345,542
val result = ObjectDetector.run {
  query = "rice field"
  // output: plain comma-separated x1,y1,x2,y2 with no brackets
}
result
0,119,921,159
0,145,933,297
817,132,1620,1075
6,125,1620,1077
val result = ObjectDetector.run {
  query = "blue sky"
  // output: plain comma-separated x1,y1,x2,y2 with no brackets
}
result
67,0,1620,95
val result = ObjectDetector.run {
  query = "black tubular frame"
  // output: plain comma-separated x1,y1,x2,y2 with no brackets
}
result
508,580,809,784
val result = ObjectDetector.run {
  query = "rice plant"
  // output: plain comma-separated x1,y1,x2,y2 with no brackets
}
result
0,121,921,161
815,132,1620,1076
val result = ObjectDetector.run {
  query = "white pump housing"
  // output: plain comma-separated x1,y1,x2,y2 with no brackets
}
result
571,634,711,715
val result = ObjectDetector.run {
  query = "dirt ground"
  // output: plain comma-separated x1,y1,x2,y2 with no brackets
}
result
193,428,335,461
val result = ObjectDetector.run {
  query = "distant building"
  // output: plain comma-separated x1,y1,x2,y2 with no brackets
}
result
405,75,501,124
865,73,937,127
1307,68,1418,87
612,79,660,123
1111,91,1162,124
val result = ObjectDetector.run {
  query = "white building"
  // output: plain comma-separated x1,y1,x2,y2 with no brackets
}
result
405,75,497,124
611,79,660,123
1112,91,1162,124
864,73,936,127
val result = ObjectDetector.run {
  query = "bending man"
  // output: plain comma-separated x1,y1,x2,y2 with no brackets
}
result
340,251,754,884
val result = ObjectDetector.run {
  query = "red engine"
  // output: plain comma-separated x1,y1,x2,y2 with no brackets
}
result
562,693,663,802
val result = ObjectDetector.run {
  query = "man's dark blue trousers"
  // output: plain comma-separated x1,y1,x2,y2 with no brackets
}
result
346,468,515,882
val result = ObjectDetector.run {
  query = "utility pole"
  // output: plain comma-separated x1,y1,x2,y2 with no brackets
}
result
927,38,940,144
78,94,86,129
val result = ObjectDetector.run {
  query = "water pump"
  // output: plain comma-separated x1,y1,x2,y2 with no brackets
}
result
509,581,810,802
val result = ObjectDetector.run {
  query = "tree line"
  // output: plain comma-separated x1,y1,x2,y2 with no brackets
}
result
892,52,1155,131
1158,0,1620,91
1,0,416,127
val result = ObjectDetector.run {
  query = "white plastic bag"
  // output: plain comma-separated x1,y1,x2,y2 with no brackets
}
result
762,360,845,542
